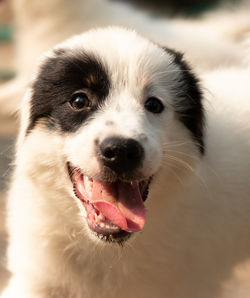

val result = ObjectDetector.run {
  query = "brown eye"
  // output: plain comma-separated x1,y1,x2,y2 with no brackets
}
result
69,93,91,110
145,97,164,114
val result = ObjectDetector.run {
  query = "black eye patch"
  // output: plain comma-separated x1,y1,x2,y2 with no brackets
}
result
27,50,110,133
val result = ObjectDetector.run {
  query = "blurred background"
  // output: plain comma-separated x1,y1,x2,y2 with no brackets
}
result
0,0,14,293
0,0,243,293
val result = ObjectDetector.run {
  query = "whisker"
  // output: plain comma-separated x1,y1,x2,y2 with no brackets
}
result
164,149,200,162
163,154,195,173
160,160,186,186
162,154,208,189
162,140,197,148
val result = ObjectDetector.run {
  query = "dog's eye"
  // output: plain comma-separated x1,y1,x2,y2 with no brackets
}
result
69,93,91,110
145,97,164,114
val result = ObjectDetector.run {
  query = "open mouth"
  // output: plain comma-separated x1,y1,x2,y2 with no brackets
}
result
67,162,151,243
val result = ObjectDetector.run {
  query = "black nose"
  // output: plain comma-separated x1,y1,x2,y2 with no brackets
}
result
99,137,144,174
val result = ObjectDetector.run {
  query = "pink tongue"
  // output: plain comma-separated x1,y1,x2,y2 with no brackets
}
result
79,178,146,232
93,201,129,231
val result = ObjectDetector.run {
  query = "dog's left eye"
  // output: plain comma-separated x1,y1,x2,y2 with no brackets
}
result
145,97,164,114
69,93,91,110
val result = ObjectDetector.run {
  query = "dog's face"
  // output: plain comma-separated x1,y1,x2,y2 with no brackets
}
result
18,28,204,244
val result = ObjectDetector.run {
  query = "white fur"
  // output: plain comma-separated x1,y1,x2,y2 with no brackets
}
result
2,27,250,298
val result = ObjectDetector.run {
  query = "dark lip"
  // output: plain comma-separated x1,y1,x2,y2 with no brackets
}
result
93,229,132,244
66,161,152,243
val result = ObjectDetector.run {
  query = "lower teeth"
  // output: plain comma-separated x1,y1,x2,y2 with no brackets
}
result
98,222,119,231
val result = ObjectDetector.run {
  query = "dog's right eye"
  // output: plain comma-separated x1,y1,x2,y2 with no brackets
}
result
145,97,164,114
69,93,91,110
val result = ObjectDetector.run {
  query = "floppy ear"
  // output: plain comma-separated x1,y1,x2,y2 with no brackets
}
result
162,47,205,154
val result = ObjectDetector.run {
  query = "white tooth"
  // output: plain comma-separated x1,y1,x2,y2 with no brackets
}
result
97,212,105,221
83,176,93,197
95,213,101,223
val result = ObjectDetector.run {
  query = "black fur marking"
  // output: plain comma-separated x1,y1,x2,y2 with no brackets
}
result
164,47,205,154
27,50,110,133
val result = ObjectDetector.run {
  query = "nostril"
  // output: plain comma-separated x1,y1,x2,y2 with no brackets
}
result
103,147,116,160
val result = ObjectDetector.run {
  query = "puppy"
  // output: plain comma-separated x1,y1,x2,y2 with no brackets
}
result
2,27,250,298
